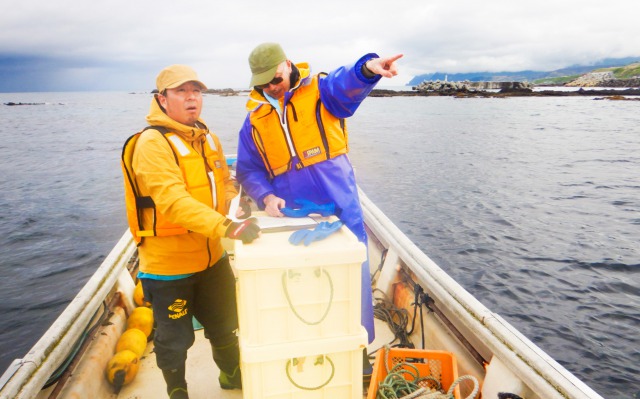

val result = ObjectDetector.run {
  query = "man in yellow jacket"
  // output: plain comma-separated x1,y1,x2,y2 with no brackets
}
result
122,65,260,399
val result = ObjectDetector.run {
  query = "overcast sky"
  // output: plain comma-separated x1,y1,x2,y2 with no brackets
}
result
1,0,638,92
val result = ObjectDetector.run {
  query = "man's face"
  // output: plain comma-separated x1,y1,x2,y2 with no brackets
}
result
257,61,291,99
158,81,203,126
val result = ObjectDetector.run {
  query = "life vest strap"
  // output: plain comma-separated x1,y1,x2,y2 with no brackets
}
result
136,196,155,209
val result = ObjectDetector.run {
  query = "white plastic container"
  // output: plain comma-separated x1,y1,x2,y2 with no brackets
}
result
234,218,367,346
240,328,367,399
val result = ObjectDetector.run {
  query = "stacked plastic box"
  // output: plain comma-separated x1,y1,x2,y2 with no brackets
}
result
234,217,368,399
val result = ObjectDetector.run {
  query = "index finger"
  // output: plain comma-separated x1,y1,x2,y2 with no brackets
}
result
387,54,404,63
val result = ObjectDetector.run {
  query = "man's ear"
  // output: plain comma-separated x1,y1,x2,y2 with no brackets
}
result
157,93,167,108
156,93,168,111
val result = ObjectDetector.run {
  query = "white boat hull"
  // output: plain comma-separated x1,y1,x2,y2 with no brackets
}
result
0,189,603,399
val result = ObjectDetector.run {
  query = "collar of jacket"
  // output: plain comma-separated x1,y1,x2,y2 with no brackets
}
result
246,62,312,112
145,95,209,142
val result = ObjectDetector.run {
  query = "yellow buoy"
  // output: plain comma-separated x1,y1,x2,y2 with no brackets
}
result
116,328,147,358
133,280,151,307
127,306,154,338
105,349,140,392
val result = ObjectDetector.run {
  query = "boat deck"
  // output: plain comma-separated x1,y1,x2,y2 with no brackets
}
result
118,319,394,398
119,328,243,398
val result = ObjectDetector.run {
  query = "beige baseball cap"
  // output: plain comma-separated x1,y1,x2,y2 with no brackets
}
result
156,64,207,92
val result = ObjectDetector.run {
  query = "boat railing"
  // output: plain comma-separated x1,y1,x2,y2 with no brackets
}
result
358,187,603,399
0,231,137,399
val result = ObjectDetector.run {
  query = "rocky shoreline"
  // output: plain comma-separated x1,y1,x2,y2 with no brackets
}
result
370,86,640,99
378,70,640,100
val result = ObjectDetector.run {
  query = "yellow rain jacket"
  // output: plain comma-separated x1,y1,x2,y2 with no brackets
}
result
125,96,237,275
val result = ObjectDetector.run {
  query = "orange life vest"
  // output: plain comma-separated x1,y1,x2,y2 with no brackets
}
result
121,126,227,244
249,74,349,178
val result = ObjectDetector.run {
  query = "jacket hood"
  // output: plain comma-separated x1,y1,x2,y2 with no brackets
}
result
146,95,209,142
246,62,311,112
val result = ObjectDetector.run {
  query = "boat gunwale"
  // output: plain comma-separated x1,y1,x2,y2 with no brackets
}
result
0,232,137,399
358,188,604,399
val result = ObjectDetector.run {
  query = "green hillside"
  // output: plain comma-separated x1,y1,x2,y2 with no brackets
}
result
596,63,640,79
532,62,640,85
533,75,581,85
408,57,640,86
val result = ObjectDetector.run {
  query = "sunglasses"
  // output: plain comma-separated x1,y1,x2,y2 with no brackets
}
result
254,76,284,90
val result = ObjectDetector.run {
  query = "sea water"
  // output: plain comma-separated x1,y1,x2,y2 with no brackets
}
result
0,91,638,398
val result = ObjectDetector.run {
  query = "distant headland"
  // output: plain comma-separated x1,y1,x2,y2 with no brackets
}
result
384,59,640,99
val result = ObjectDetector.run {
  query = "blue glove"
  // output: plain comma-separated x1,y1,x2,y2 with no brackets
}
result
281,199,335,218
289,221,343,246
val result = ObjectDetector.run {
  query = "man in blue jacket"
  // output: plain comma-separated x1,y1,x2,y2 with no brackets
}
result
236,42,402,374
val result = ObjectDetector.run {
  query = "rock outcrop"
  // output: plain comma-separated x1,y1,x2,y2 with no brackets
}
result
3,102,46,106
204,88,244,96
589,78,640,87
565,71,615,87
412,80,533,94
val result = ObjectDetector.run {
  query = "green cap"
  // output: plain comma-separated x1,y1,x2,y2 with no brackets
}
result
248,42,287,87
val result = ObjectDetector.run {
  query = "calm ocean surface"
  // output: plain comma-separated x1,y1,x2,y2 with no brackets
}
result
1,91,638,398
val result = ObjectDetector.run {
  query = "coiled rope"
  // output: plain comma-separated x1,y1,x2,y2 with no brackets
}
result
372,288,414,349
